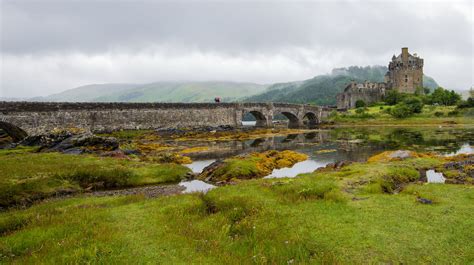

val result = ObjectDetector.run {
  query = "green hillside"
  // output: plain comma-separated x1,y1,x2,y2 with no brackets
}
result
245,66,439,105
43,82,268,103
40,66,439,104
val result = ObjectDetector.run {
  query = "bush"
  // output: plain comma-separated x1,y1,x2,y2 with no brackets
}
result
390,103,413,118
448,110,459,116
355,107,365,114
457,98,474,109
434,111,444,117
384,90,404,105
403,96,424,113
355,100,366,108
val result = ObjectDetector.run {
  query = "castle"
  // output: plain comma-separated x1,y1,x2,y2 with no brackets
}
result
337,47,424,109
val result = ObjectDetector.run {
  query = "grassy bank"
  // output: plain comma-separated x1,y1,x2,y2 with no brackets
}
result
0,147,190,208
1,154,473,263
330,105,474,126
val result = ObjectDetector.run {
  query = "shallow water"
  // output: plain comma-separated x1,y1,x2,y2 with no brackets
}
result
179,180,216,193
426,170,446,183
185,159,216,173
264,159,329,178
182,126,472,190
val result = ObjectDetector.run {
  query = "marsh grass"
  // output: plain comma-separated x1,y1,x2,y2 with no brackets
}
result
331,105,474,125
1,152,473,263
0,148,190,207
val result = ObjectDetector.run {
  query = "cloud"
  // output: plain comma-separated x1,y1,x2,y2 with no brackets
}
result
0,0,472,97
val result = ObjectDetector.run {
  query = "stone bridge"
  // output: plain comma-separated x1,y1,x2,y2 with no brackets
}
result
0,101,333,140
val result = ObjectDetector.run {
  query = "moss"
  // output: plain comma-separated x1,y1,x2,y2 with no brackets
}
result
140,153,192,164
198,150,308,183
367,150,435,163
180,146,210,154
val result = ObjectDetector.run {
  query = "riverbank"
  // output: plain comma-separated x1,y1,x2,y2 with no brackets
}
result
328,105,474,126
1,150,473,263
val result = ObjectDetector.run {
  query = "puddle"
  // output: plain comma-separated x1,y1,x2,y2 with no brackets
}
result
426,170,446,183
446,144,473,156
179,180,216,193
264,159,329,179
185,159,216,173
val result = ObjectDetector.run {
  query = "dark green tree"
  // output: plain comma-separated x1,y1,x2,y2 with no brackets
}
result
429,87,461,106
403,96,424,113
384,90,404,105
390,103,413,118
355,100,366,108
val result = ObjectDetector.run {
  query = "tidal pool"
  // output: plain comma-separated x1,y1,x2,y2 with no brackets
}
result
264,159,329,178
179,180,216,193
185,159,216,173
426,170,446,183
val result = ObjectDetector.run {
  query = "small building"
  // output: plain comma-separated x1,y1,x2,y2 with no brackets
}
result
337,47,424,110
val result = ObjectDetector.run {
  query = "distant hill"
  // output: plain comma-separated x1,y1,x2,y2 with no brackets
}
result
27,66,440,104
244,66,439,105
40,82,268,103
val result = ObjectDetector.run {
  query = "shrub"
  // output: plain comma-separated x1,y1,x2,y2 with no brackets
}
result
355,107,365,114
434,111,444,117
355,100,366,108
457,98,474,109
390,103,413,118
448,110,459,116
384,90,404,105
403,96,424,113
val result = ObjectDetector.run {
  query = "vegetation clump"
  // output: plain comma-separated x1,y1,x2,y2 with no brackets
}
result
0,148,190,208
198,150,308,184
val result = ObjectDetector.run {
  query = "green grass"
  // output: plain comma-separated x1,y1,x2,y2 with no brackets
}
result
331,105,474,125
1,155,473,263
0,148,190,208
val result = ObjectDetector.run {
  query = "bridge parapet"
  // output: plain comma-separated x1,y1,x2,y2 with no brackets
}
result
0,101,331,138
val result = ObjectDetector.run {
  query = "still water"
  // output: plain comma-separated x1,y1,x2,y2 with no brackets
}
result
180,126,473,192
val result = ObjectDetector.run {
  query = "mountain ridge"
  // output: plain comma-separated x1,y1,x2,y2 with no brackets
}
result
15,65,440,104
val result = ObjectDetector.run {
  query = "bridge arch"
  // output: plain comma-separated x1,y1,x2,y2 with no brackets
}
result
303,112,319,129
243,110,268,127
0,121,28,142
277,111,300,128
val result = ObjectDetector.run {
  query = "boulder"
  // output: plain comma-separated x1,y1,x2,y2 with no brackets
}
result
20,131,119,154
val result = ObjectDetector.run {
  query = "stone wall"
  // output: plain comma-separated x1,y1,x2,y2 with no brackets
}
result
0,102,328,136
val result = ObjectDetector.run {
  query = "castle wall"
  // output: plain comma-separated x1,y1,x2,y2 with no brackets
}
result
337,89,384,109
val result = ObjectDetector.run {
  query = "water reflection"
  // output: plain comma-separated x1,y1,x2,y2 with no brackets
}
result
183,127,472,165
179,180,216,193
264,159,329,178
426,170,446,183
185,159,215,173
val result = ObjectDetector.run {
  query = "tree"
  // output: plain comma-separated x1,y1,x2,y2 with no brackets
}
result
429,87,461,106
384,90,403,105
355,100,366,108
390,103,413,118
403,96,424,113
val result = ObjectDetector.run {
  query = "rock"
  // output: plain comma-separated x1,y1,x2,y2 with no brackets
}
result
416,197,432,204
20,131,119,154
123,149,141,156
46,133,118,153
314,160,352,172
388,150,413,159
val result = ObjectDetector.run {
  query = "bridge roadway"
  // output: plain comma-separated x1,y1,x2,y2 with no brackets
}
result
0,101,333,140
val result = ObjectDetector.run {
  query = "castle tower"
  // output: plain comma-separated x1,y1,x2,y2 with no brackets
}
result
385,47,423,93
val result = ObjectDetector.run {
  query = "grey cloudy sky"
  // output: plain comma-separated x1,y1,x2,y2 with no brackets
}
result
1,0,472,98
